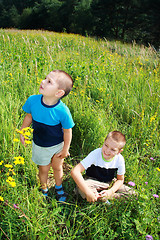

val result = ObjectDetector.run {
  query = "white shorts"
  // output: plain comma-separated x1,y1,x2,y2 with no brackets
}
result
32,141,64,166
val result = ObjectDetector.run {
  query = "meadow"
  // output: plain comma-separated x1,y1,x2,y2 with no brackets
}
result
0,29,159,240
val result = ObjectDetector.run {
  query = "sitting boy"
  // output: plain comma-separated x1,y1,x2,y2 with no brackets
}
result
71,131,134,203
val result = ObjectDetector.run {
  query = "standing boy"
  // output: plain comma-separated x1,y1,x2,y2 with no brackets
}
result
71,131,133,203
20,70,75,202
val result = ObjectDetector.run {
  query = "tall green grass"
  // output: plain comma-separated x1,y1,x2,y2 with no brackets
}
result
0,29,159,239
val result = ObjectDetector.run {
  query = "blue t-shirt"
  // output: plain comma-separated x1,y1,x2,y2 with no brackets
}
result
22,94,75,147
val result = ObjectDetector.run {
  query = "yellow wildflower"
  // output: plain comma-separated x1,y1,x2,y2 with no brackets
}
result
0,196,4,201
24,131,31,136
7,176,14,182
150,112,157,124
156,168,160,172
23,127,31,131
25,140,32,144
9,181,16,187
13,156,24,165
141,109,144,122
6,176,16,187
16,127,33,135
13,138,19,142
4,164,13,168
0,161,4,165
15,129,23,134
153,69,157,74
14,156,24,160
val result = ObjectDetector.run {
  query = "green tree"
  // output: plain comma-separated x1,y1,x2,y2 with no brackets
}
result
146,0,160,47
70,0,93,35
90,0,139,39
58,0,78,32
19,8,33,29
31,0,63,31
9,5,20,27
0,5,20,28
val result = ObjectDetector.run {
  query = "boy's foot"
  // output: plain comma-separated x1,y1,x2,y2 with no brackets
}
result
55,186,67,202
41,188,48,197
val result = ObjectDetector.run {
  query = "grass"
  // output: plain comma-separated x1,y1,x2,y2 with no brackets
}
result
0,29,159,239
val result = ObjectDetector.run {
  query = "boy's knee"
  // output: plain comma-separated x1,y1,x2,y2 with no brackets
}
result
53,166,62,172
51,156,64,170
39,165,49,174
52,163,63,171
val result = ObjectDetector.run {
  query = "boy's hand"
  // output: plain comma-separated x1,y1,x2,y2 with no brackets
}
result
56,149,70,159
86,189,99,203
98,189,113,199
20,134,25,146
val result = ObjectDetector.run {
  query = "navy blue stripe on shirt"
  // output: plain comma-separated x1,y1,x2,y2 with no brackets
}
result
32,119,63,147
86,164,118,182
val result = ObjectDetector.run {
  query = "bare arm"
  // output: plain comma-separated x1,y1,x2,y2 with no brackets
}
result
20,113,32,145
99,174,124,199
110,174,124,192
56,128,72,158
71,163,99,202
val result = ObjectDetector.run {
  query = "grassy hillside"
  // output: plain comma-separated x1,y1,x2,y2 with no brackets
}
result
0,29,159,240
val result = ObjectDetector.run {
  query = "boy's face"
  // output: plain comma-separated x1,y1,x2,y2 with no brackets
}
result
39,72,61,98
102,137,122,161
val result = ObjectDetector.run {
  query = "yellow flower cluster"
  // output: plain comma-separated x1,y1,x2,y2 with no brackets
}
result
0,127,30,190
3,161,16,176
13,138,19,142
4,164,13,168
97,87,105,93
0,196,4,201
36,77,42,85
16,127,33,145
1,162,16,187
13,156,24,165
6,176,16,187
149,112,157,124
2,72,14,85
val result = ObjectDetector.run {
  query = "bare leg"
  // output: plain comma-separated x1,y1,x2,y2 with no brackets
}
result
51,155,67,201
51,155,64,186
112,184,136,199
39,164,51,189
77,178,110,200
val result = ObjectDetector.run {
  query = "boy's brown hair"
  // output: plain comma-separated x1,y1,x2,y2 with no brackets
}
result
52,70,73,98
105,131,126,149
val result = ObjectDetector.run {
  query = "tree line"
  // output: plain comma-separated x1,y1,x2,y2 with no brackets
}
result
0,0,160,48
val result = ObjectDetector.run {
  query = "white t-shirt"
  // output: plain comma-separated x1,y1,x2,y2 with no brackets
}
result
81,148,125,182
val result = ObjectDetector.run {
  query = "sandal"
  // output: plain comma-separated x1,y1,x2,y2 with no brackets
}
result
41,188,48,197
55,187,67,202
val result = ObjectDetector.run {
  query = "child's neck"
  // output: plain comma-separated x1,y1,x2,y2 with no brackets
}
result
42,96,59,106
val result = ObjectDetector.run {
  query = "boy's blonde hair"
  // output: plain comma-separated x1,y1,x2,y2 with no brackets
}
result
105,131,126,149
52,70,73,98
